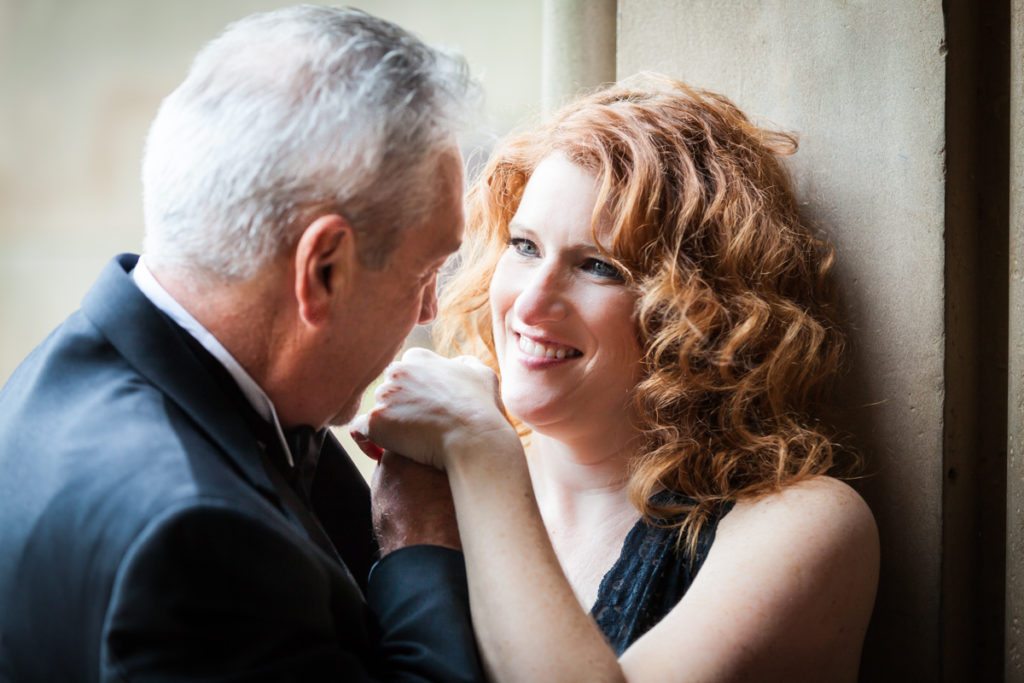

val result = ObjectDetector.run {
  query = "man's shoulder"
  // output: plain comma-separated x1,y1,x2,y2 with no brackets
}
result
2,309,216,467
3,345,269,539
0,316,299,677
0,306,275,587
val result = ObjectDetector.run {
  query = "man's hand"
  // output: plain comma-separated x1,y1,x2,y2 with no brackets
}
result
371,451,460,556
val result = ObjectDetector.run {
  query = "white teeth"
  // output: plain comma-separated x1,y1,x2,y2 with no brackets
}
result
516,335,579,360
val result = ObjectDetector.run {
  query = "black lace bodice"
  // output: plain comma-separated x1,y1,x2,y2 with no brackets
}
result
590,492,734,655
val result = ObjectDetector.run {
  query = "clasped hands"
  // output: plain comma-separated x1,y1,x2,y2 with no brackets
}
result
349,348,518,555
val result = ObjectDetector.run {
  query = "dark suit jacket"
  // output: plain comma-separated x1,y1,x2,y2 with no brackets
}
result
0,254,483,682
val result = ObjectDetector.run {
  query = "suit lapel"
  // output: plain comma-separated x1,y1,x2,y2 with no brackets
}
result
81,254,279,502
313,435,376,590
83,254,378,585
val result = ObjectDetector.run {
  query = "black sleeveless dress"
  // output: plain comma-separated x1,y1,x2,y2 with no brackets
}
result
590,491,734,655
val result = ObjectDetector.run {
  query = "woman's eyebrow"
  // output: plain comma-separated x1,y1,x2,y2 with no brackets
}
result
507,220,536,237
507,222,601,250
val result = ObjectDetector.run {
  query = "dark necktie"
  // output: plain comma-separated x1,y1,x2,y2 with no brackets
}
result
264,424,347,569
284,425,326,504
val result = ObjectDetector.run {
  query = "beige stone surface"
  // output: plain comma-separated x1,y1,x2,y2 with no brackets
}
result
541,0,616,111
1009,0,1024,678
618,1,946,678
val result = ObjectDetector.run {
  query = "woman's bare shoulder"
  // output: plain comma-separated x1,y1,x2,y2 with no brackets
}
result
621,477,879,680
707,475,880,640
721,475,878,557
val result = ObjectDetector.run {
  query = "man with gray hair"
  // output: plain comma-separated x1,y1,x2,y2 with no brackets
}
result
0,6,483,681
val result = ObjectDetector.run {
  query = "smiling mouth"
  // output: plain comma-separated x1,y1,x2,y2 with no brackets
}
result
515,333,582,360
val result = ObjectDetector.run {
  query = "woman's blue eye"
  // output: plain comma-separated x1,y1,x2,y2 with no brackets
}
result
583,258,624,281
509,237,539,257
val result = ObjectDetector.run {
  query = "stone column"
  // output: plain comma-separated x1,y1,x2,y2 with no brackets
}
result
1008,0,1024,678
541,0,616,112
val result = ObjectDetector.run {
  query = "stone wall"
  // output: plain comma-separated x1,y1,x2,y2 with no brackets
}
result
605,0,1013,678
1008,0,1024,678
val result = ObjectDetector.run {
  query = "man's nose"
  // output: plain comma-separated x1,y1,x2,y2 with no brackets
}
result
418,274,439,324
513,265,567,325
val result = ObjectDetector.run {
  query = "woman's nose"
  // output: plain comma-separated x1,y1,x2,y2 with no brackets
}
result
513,265,567,325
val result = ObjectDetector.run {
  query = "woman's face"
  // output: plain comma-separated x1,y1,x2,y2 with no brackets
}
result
489,153,643,437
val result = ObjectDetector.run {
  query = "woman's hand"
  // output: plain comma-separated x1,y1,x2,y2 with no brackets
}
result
350,348,518,470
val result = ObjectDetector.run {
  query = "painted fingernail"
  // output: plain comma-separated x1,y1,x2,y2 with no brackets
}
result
350,430,384,461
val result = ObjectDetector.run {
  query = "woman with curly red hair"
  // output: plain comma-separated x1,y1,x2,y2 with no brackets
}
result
356,73,879,681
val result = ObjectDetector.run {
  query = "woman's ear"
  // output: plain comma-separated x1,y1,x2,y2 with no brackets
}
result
293,214,358,326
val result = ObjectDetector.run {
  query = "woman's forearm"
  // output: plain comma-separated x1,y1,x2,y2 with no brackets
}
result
446,436,625,683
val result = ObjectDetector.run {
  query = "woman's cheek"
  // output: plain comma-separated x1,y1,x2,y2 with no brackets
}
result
489,260,519,338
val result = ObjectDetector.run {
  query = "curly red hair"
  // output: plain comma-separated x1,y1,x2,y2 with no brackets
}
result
436,73,846,549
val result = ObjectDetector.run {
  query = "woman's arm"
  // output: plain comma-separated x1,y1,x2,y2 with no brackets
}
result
619,477,879,682
357,350,879,683
356,350,624,683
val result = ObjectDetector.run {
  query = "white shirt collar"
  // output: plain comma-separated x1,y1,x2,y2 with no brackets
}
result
131,256,294,467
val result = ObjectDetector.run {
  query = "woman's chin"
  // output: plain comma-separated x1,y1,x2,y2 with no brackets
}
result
503,393,565,431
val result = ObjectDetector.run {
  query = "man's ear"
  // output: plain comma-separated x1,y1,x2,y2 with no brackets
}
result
293,214,358,326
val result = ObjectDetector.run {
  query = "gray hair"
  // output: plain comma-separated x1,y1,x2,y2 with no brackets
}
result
142,5,476,278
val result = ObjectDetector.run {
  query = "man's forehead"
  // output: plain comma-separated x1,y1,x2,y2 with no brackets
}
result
401,146,464,265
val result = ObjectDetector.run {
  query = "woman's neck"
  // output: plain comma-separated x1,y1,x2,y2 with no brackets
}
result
526,430,638,530
525,431,641,610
